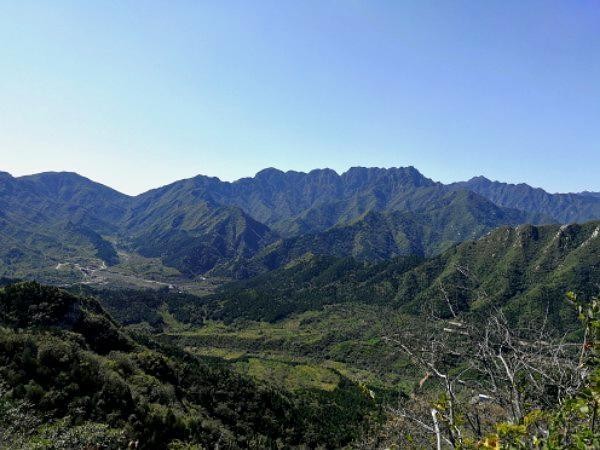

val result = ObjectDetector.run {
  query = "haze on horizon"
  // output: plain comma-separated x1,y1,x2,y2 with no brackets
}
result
1,1,599,195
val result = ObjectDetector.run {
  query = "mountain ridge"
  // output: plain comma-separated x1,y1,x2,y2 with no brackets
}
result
213,189,548,278
2,166,599,280
450,175,600,223
8,167,598,199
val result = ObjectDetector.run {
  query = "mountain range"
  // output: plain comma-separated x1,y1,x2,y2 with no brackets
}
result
1,167,599,280
1,167,599,449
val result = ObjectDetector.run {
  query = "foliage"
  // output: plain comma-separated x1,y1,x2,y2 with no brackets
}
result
0,282,375,448
375,292,600,449
216,189,539,278
204,255,422,322
187,222,599,327
482,292,600,449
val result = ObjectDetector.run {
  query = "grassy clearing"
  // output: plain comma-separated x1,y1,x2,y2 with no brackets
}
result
235,357,340,392
164,304,424,395
112,251,181,279
185,345,246,360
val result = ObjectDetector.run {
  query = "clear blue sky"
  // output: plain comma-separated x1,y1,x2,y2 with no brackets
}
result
1,1,599,195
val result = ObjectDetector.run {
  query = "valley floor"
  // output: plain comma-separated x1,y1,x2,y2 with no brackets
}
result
158,304,424,398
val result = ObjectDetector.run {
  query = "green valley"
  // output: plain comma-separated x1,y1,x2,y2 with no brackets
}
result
1,168,599,448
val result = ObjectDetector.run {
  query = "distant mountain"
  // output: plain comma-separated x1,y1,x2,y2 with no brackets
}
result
14,171,130,233
1,167,598,280
0,172,126,279
0,172,278,277
451,176,600,223
580,191,600,199
216,189,544,277
127,180,278,276
144,167,577,239
155,166,439,237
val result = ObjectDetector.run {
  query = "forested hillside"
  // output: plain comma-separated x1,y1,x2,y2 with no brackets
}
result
197,221,600,328
5,166,596,281
137,167,547,238
215,189,545,278
0,282,375,449
451,175,600,223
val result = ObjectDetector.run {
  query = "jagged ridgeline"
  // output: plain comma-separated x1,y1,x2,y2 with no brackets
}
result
0,282,376,449
2,167,599,280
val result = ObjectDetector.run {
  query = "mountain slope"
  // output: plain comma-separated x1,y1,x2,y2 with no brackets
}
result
142,167,572,238
0,172,124,279
451,176,600,223
201,221,600,329
0,172,279,278
1,167,598,281
0,282,374,448
127,180,279,275
139,166,439,237
15,171,130,233
395,220,600,324
216,189,547,277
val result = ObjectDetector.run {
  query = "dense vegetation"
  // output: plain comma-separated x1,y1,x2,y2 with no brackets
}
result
44,221,594,446
0,282,376,449
199,222,600,330
214,189,544,278
2,167,600,448
58,221,600,448
69,285,208,329
0,219,597,447
67,221,598,340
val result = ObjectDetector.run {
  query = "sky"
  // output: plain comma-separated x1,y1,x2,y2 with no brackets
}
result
1,1,599,195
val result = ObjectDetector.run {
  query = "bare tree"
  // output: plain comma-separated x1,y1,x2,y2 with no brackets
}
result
382,298,584,448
